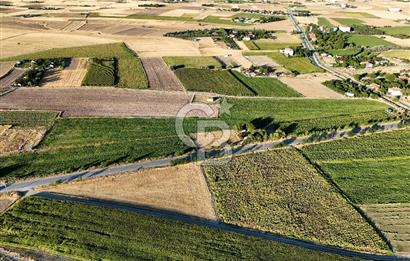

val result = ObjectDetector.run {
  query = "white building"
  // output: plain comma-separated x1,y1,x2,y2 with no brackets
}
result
388,7,401,13
283,48,294,57
388,87,403,97
338,26,351,33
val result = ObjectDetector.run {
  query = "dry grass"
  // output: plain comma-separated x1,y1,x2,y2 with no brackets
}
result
279,73,345,99
42,164,218,220
0,61,15,78
361,204,410,257
0,126,46,155
41,58,88,88
0,193,20,213
192,130,240,149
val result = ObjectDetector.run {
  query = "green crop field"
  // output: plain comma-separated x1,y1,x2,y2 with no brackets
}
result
318,17,333,27
222,98,392,134
0,118,198,180
203,149,388,253
0,110,59,127
231,71,302,97
244,41,301,50
381,49,410,60
260,52,323,74
381,26,410,37
2,43,148,89
341,12,378,18
302,129,410,204
163,56,222,69
0,196,354,261
327,48,362,56
332,18,365,26
82,58,116,86
174,68,254,96
347,35,397,48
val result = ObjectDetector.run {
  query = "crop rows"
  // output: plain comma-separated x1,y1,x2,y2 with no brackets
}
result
203,149,388,253
82,58,116,86
0,196,353,261
0,110,58,127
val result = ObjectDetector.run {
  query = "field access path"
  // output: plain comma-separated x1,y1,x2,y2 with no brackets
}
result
32,192,408,261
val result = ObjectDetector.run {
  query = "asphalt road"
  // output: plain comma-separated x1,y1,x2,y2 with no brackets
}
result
1,120,408,194
33,192,409,261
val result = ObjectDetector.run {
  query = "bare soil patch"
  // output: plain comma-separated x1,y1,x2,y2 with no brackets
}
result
245,55,278,67
192,130,240,149
141,57,183,91
43,164,218,220
279,73,344,99
0,88,218,117
0,61,15,78
0,126,46,155
0,193,20,213
361,203,410,257
41,58,87,88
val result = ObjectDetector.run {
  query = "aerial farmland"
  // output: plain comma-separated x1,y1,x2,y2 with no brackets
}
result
0,0,409,260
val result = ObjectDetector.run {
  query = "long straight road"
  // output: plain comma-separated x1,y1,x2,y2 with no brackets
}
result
1,120,408,194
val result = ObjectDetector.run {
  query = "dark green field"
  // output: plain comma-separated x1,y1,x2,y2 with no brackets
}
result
82,58,116,86
302,129,410,204
203,149,388,253
0,110,58,127
174,68,254,96
0,197,354,261
231,71,302,97
223,98,392,134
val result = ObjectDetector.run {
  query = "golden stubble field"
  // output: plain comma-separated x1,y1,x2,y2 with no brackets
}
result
41,163,218,220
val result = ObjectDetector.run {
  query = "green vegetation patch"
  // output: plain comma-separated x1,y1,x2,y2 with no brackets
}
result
174,68,254,96
347,35,397,48
332,18,365,26
0,196,354,261
381,26,410,37
223,98,391,135
249,40,302,50
302,129,410,204
231,71,302,97
2,43,148,89
327,48,362,56
163,56,222,69
126,13,195,22
318,17,333,27
264,52,323,74
0,110,59,127
82,58,116,86
341,12,378,18
203,149,388,253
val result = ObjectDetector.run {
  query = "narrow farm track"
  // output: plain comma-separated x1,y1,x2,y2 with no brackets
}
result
141,57,183,91
31,192,409,261
0,68,26,92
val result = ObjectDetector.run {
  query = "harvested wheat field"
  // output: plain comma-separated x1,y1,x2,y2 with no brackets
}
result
192,130,240,149
141,57,183,91
43,164,218,220
0,88,218,117
280,73,344,99
0,125,46,155
41,58,88,88
0,62,15,78
361,204,410,257
126,37,201,57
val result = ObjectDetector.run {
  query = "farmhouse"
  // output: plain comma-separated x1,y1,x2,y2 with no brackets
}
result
282,48,294,57
387,87,403,97
368,83,380,91
338,26,351,33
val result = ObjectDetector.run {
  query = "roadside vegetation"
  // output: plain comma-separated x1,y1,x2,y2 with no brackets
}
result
2,43,148,89
0,196,354,261
302,129,410,204
203,149,388,253
163,56,222,69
